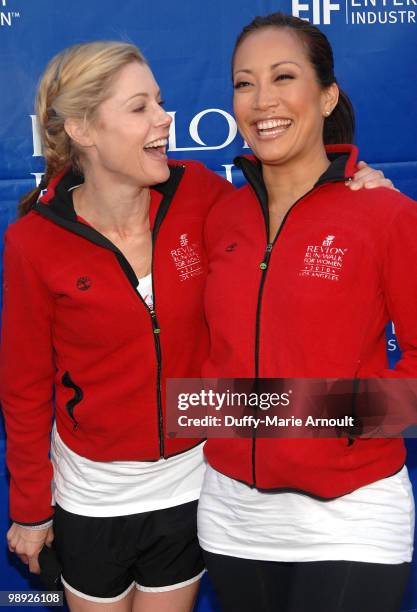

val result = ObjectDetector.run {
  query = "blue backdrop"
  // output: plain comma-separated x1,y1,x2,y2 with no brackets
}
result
0,0,416,610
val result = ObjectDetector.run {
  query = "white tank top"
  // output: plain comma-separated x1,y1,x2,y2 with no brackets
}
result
197,464,414,564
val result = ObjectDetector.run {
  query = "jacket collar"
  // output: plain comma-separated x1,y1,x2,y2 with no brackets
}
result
233,144,359,238
38,163,185,223
32,163,184,291
234,144,359,206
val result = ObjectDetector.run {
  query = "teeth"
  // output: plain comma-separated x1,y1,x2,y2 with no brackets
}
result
144,138,168,149
256,119,292,130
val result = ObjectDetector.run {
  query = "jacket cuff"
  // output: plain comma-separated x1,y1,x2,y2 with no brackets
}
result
12,514,54,529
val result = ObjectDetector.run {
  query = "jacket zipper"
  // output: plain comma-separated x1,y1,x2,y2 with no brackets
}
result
87,235,167,457
149,246,164,457
111,251,165,455
104,250,166,455
251,177,347,487
148,165,185,457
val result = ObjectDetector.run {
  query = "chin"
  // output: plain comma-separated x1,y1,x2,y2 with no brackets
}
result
140,161,169,185
255,143,297,166
251,143,286,161
157,165,171,183
148,167,170,186
254,152,286,165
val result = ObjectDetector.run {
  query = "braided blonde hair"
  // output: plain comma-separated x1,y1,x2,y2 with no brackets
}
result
19,41,146,216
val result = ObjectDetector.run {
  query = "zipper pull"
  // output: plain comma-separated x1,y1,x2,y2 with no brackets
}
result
260,243,273,270
150,310,161,334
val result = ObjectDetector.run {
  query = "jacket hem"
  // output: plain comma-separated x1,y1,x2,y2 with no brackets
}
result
206,461,406,501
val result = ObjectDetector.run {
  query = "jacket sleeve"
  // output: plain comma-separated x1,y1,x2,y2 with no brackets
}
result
362,199,417,435
0,229,55,524
208,167,236,205
382,200,417,376
192,160,235,209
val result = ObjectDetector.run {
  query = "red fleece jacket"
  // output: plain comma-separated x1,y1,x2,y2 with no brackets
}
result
203,145,417,498
0,160,234,524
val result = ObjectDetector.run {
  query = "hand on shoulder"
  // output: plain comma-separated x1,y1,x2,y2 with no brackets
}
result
348,161,397,191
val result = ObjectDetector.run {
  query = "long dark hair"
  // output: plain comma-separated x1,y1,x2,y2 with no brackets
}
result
232,12,355,144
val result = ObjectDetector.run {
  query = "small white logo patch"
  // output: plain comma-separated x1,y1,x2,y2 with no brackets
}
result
322,235,335,246
170,234,203,281
300,235,348,282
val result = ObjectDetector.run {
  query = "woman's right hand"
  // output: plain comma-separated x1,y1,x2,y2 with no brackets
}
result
7,522,54,574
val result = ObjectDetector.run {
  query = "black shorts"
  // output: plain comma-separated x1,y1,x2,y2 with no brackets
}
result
53,501,204,602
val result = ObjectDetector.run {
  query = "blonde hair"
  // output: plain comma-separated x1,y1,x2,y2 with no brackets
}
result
19,41,146,216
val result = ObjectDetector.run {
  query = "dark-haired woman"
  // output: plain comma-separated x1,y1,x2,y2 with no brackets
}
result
198,13,416,612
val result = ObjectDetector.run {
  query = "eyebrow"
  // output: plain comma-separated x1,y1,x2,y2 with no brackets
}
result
125,90,161,102
234,61,300,76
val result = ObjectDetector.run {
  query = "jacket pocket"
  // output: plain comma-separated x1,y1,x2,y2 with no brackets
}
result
62,371,83,430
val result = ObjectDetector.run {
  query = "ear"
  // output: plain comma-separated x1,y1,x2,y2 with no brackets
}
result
322,83,339,118
64,117,94,148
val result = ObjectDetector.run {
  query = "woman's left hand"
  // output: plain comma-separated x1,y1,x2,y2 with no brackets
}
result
348,161,397,191
7,523,54,574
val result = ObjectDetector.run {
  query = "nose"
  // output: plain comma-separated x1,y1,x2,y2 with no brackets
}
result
253,82,279,111
155,104,172,128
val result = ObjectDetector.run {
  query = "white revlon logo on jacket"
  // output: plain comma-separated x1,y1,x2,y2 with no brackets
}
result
300,236,348,282
170,234,203,281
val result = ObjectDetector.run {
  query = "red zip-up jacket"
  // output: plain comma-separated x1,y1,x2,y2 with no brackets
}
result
203,145,417,499
0,160,234,524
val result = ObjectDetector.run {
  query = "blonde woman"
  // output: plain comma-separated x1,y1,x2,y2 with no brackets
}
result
1,41,233,612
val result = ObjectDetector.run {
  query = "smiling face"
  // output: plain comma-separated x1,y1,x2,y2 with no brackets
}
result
233,27,338,171
80,61,172,187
